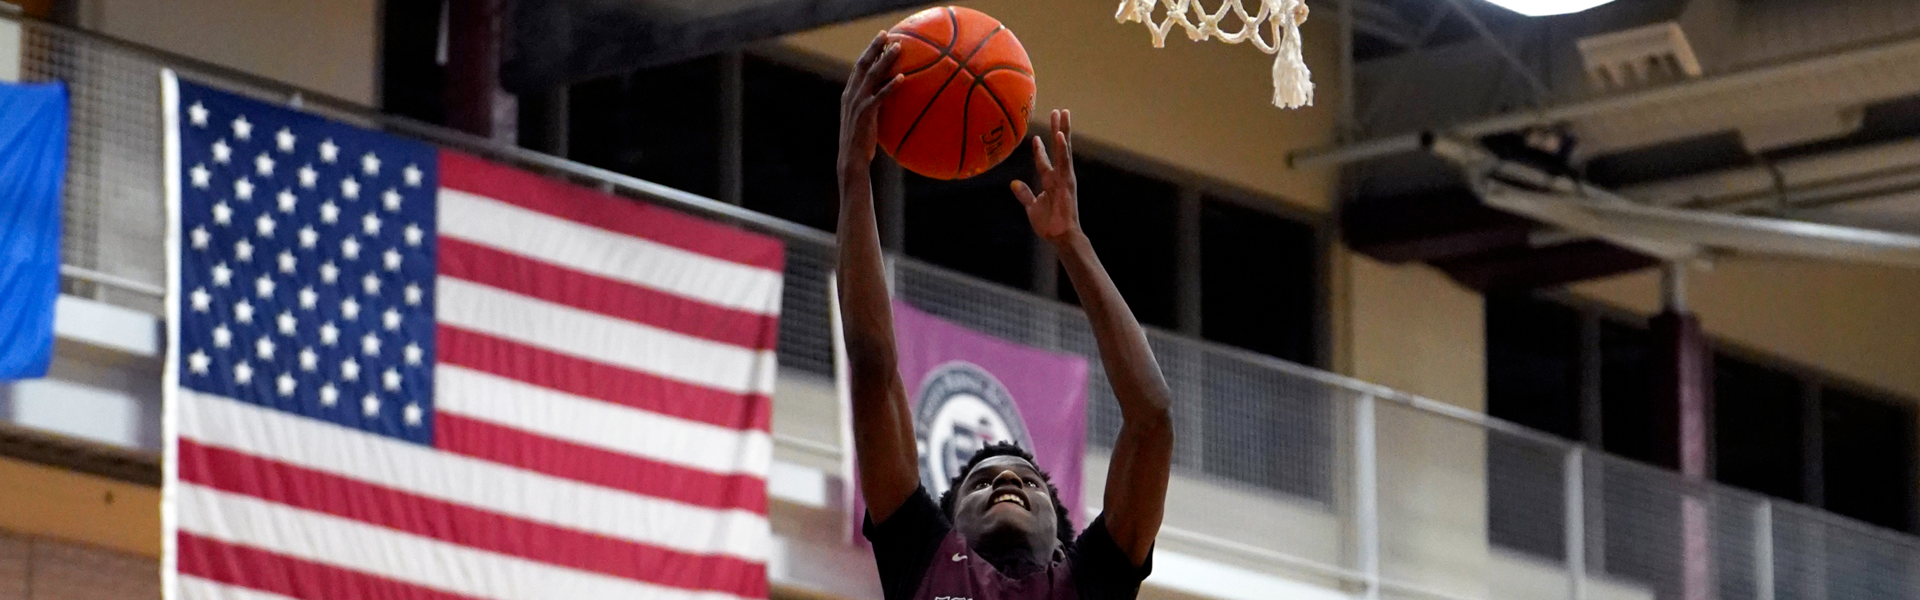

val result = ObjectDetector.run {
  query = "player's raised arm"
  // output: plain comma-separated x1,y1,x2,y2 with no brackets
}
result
836,33,919,523
1013,110,1174,567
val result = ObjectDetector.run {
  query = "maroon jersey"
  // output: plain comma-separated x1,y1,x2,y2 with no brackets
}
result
865,486,1151,600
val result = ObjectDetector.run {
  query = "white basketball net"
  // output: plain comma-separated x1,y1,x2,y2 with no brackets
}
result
1115,0,1314,109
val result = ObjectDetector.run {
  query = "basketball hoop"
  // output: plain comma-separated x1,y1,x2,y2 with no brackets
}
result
1115,0,1314,109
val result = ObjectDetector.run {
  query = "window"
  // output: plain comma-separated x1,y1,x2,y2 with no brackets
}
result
1823,386,1918,531
1598,320,1656,463
567,56,725,199
1200,199,1320,365
903,142,1038,290
1054,159,1180,329
1485,292,1583,440
1713,355,1805,502
742,57,843,232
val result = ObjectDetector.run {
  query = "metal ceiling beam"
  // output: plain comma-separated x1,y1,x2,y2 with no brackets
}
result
1428,135,1920,269
1437,0,1550,102
1290,33,1920,170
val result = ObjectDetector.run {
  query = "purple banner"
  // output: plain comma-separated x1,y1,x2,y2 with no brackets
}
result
890,299,1090,515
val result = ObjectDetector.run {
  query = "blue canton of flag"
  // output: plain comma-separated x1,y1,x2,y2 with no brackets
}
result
173,79,438,444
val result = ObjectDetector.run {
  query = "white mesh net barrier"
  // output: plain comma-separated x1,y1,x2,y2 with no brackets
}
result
1115,0,1314,109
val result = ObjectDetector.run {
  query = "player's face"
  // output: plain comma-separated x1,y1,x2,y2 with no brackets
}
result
953,456,1059,558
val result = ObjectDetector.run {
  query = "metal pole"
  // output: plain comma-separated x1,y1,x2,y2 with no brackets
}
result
1565,446,1588,600
1355,393,1381,600
1174,188,1203,336
1755,501,1776,600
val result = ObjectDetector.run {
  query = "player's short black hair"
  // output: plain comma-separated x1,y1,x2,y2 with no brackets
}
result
938,441,1074,547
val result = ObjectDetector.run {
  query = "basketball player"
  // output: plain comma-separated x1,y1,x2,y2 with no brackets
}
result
836,33,1174,599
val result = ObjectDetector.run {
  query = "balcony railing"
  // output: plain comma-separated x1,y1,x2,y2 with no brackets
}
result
7,12,1920,600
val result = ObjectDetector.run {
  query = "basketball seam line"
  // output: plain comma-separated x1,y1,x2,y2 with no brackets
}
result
968,66,1026,147
885,7,964,151
891,31,952,77
894,25,1008,169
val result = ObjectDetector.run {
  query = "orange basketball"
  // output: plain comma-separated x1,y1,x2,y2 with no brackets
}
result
878,6,1036,180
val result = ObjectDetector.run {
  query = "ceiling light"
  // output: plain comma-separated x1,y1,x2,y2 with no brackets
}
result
1482,0,1620,17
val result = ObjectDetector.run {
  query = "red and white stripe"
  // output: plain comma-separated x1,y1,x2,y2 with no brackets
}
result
176,150,784,600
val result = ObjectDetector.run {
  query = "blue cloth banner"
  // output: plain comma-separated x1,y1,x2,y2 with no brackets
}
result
0,81,67,380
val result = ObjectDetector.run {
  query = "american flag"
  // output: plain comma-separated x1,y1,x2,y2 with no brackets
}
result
161,73,782,600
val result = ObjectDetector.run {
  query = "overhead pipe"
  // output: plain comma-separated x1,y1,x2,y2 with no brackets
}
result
1289,34,1920,169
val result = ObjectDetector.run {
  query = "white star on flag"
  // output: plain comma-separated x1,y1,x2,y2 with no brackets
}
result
234,361,253,385
363,272,381,295
363,212,382,236
191,226,211,249
299,348,318,372
234,238,253,262
341,357,361,381
212,140,232,163
255,335,276,360
234,177,255,200
299,165,318,188
403,164,422,187
404,342,422,365
342,177,361,200
299,287,318,310
383,368,401,391
342,236,362,260
231,115,253,140
383,248,402,272
234,299,255,323
341,297,361,320
319,322,339,346
362,152,381,176
362,332,382,357
191,164,212,188
362,393,380,416
299,226,319,249
320,201,340,224
255,153,275,176
190,288,211,312
383,308,401,331
277,311,297,335
404,224,423,247
276,127,296,153
383,189,402,212
404,283,422,306
404,403,423,427
212,262,234,286
212,200,232,224
188,101,209,126
279,250,297,274
255,274,275,298
256,213,276,238
188,349,210,374
320,383,339,406
277,373,297,397
320,261,339,284
212,324,232,348
278,189,297,213
319,139,339,163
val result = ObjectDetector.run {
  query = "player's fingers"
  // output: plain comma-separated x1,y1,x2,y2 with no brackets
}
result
848,33,887,92
864,44,901,94
858,75,903,116
1030,135,1054,175
1055,131,1072,172
1011,180,1038,206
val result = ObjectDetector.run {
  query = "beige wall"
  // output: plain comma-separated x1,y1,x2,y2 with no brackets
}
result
0,456,161,557
1344,253,1487,410
78,0,378,105
1572,259,1920,401
779,0,1343,211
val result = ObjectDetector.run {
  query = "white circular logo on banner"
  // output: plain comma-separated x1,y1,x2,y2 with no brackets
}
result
914,361,1033,497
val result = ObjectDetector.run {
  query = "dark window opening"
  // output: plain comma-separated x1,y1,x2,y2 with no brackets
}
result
742,57,843,232
567,55,725,199
1053,159,1179,329
1200,199,1319,366
1713,355,1805,502
902,143,1037,290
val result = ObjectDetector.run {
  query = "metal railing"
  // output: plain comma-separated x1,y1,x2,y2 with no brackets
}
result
10,12,1920,600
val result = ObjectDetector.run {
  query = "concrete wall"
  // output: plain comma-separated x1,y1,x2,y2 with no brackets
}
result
76,0,379,105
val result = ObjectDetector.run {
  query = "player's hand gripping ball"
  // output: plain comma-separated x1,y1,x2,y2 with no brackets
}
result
877,6,1036,180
